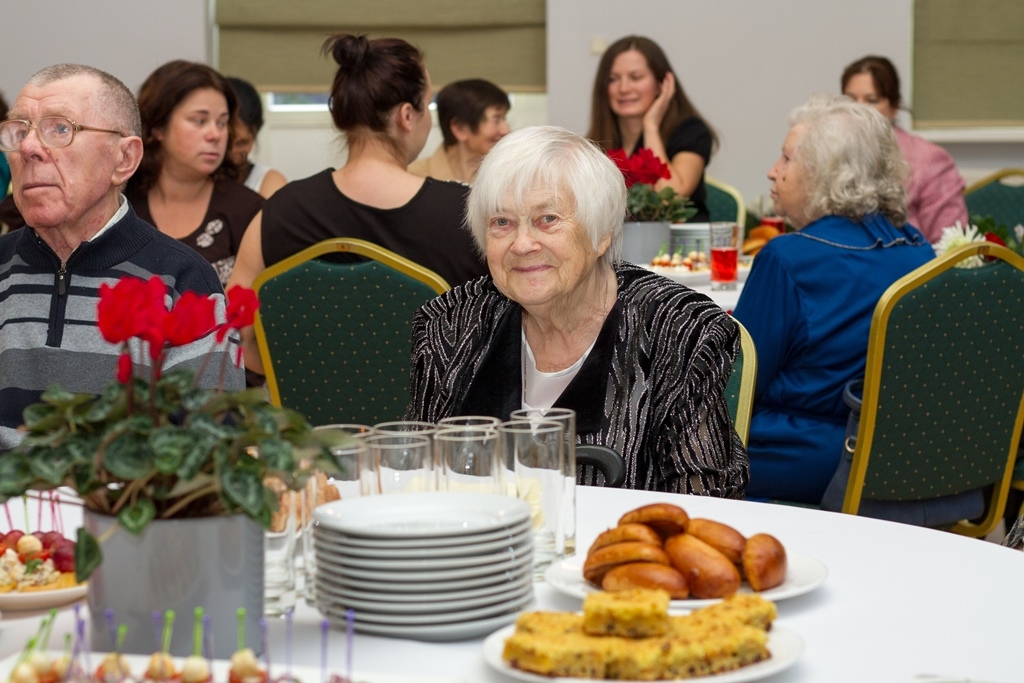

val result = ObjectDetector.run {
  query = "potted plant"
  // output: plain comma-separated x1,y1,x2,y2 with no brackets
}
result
0,276,349,656
607,148,697,264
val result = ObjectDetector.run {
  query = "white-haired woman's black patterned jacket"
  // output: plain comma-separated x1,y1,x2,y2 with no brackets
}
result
405,263,749,496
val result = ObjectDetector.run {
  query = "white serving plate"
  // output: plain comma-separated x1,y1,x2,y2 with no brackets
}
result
0,583,87,611
482,623,804,683
318,547,533,582
317,562,533,594
315,537,532,571
319,588,534,626
314,492,530,537
321,575,528,604
322,602,531,642
544,550,828,609
316,525,532,559
315,516,532,550
316,577,534,615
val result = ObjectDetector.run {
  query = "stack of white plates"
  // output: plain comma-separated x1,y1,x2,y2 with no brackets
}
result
312,492,534,641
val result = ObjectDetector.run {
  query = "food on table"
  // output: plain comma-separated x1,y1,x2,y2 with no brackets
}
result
229,647,266,683
664,534,741,599
742,225,782,257
0,529,79,592
180,656,211,683
650,247,709,271
584,503,788,599
743,533,788,592
601,562,689,600
502,590,776,679
94,653,132,683
267,473,342,533
582,588,670,638
650,245,672,268
582,542,670,585
618,503,690,539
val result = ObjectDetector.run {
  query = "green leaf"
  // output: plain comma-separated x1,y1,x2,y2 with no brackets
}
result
25,558,42,574
149,427,198,475
102,432,155,480
71,461,99,494
21,403,65,433
74,527,102,583
0,456,34,496
176,436,217,481
40,385,80,406
188,412,231,441
118,497,156,535
221,468,264,518
28,444,75,484
257,438,295,474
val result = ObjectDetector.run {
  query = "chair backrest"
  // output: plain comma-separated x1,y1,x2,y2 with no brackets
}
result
964,168,1024,229
724,318,757,447
576,445,626,488
843,242,1024,537
252,238,450,427
705,176,747,227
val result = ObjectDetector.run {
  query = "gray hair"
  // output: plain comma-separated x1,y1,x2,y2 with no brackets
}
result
28,64,141,137
467,125,627,265
789,93,907,226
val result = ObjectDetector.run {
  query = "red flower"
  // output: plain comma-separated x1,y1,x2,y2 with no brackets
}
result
116,353,133,384
983,232,1007,247
217,286,259,342
163,291,217,347
607,147,671,188
97,276,168,349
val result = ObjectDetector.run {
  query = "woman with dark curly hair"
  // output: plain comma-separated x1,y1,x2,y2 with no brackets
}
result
126,60,263,285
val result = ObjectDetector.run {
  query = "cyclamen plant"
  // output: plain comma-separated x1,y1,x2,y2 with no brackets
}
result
607,147,698,224
0,278,346,581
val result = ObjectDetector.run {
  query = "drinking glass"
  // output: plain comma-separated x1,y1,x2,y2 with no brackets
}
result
264,487,297,616
510,408,577,557
437,415,502,431
709,222,740,290
366,433,434,494
435,427,503,494
499,419,565,577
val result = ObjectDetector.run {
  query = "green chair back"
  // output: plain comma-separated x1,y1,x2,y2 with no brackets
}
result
253,238,449,427
724,318,757,446
844,242,1024,537
964,169,1024,229
705,176,747,226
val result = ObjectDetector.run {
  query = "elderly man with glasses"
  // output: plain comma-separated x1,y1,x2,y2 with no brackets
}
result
0,63,243,451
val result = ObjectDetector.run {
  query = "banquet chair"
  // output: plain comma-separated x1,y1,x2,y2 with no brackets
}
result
964,168,1024,229
836,242,1024,538
252,238,450,427
576,445,626,488
705,176,747,227
724,318,757,447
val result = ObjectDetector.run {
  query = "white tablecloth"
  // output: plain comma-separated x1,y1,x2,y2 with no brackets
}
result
2,488,1020,682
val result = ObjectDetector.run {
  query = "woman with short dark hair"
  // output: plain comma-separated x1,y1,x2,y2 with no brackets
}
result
126,60,263,286
226,76,287,199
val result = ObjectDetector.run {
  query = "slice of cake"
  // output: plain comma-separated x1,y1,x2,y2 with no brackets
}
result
502,632,607,678
583,587,670,638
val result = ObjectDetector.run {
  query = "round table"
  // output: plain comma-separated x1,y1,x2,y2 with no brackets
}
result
2,488,1020,682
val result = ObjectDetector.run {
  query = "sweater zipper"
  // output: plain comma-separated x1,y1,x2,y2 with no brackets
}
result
58,261,67,296
47,260,70,347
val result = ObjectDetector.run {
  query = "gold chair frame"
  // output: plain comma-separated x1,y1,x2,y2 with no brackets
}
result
843,242,1024,537
706,175,747,227
964,168,1024,195
252,237,450,410
731,318,757,447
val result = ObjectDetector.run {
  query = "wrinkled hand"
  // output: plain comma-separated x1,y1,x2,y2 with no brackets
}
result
643,72,676,130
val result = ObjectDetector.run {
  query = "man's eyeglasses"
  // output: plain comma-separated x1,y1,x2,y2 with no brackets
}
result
0,116,126,152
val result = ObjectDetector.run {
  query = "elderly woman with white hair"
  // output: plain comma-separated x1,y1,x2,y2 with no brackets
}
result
405,125,748,495
733,94,935,505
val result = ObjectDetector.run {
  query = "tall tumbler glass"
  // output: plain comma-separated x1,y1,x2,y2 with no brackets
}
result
499,419,565,577
366,433,434,494
511,408,577,557
264,487,297,616
435,427,503,494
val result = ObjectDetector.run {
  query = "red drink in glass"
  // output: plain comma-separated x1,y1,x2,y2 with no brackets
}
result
710,247,738,284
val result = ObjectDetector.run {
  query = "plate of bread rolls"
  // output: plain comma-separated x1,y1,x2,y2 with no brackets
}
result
545,503,827,609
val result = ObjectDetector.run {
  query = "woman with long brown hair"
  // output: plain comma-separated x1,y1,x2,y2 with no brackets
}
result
588,36,717,222
127,60,263,286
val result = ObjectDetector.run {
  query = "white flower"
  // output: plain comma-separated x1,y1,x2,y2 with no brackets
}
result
934,222,985,268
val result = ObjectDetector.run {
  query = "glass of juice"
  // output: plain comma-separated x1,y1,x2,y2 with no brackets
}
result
709,222,739,290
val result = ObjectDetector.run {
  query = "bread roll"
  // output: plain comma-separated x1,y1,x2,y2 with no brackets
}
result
618,503,689,539
742,238,766,256
601,562,689,599
664,534,741,599
742,533,787,591
588,523,662,556
582,541,670,585
747,226,780,242
686,518,747,565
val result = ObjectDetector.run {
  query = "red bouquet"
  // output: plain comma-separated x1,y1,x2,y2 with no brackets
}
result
607,148,696,223
607,148,671,188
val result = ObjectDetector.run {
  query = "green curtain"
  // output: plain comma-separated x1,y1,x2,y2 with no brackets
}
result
215,0,546,92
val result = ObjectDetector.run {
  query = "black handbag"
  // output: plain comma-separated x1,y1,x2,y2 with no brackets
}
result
819,380,985,527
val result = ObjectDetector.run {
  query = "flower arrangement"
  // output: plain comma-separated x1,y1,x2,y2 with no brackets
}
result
935,217,1024,268
608,148,697,223
0,277,348,581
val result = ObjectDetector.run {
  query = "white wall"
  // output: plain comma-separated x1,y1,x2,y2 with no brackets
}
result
0,0,210,98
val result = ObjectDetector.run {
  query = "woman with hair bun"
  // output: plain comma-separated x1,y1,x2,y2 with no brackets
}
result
127,60,263,286
229,34,487,375
587,36,717,221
